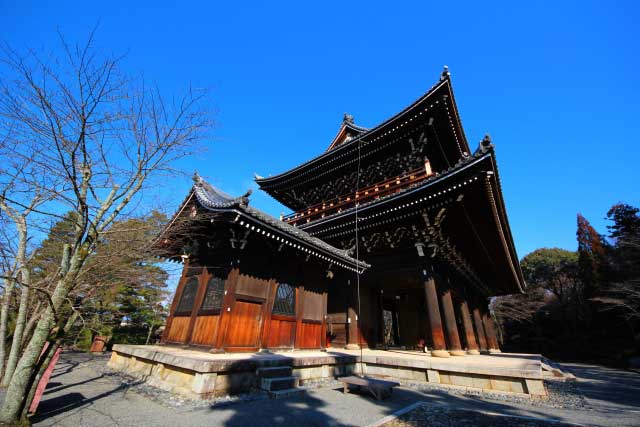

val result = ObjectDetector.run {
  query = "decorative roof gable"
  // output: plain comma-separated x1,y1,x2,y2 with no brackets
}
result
326,113,369,151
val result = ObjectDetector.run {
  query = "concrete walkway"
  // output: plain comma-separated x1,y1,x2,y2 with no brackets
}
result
29,353,640,427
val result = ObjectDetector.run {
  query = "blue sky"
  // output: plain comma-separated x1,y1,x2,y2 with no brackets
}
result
2,1,639,259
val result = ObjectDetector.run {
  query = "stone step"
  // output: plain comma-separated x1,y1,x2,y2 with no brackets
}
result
268,388,306,399
261,376,299,392
257,366,292,378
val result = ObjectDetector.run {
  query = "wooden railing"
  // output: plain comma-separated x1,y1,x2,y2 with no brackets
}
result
284,164,432,226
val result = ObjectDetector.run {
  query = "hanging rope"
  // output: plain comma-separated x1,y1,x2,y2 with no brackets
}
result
354,138,364,376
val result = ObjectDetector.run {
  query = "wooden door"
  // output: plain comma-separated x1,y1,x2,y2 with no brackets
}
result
224,298,263,351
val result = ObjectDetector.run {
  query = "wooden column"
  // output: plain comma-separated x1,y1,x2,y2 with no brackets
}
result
439,285,466,356
260,279,278,350
162,257,190,343
186,268,209,345
472,306,488,352
320,292,328,349
458,300,480,355
346,280,360,350
213,267,239,352
423,269,449,358
378,289,385,348
482,312,501,353
294,287,305,349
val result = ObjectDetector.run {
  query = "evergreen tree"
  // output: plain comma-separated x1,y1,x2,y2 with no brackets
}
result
577,214,606,297
29,212,170,348
606,204,640,279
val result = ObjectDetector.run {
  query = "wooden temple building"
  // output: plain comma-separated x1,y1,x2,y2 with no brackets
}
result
156,67,525,358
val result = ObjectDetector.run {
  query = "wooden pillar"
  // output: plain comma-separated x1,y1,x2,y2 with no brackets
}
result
186,268,209,345
294,287,305,349
422,269,449,358
482,312,501,353
439,284,465,356
346,280,360,350
458,300,480,355
213,267,239,352
320,292,328,349
472,306,488,352
378,289,385,348
260,279,278,350
162,257,190,343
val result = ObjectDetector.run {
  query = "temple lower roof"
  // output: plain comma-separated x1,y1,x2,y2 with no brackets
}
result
155,175,369,273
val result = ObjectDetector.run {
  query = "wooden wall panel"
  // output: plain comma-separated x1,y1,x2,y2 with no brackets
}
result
166,316,190,343
190,315,220,346
235,274,270,299
264,318,295,348
224,299,263,350
302,291,324,321
298,322,322,349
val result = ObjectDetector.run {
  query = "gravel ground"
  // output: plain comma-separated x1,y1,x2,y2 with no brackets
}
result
381,404,581,427
393,377,588,411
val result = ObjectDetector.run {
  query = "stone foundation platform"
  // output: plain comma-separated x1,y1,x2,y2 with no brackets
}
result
108,344,548,400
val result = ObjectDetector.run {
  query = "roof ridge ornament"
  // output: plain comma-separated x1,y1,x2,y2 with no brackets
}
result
240,189,252,207
440,65,451,81
193,170,204,186
477,133,494,154
254,172,264,180
343,112,354,124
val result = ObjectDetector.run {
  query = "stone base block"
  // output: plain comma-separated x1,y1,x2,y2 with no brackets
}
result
107,345,548,400
449,350,467,357
525,378,546,396
467,349,481,355
426,369,440,383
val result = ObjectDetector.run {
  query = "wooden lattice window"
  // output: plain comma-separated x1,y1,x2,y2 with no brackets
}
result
175,277,199,316
199,277,225,314
272,283,296,317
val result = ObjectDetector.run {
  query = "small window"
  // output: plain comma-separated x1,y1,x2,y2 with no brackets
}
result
199,277,225,314
272,283,296,317
175,277,199,316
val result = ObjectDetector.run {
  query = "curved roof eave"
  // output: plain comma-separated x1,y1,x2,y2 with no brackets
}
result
485,147,527,293
255,76,455,187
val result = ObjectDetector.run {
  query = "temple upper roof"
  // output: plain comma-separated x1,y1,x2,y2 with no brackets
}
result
255,68,470,211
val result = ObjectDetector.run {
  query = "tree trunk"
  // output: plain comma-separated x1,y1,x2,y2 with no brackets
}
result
20,311,78,420
145,324,154,345
3,274,30,386
21,302,42,348
0,308,53,424
21,341,58,420
0,247,82,424
0,277,17,383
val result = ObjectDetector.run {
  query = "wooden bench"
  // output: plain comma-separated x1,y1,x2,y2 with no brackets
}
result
339,376,400,400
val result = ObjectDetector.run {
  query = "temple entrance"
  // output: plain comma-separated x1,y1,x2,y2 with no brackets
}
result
382,310,399,346
381,296,400,347
223,298,263,351
376,287,426,350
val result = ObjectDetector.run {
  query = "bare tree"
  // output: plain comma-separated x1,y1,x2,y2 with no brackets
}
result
492,289,547,324
0,30,211,424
